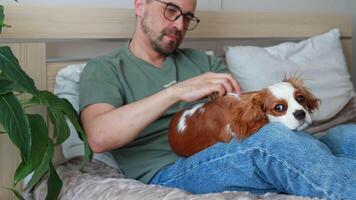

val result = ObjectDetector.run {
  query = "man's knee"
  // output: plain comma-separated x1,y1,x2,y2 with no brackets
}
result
244,122,318,152
321,124,356,142
319,124,356,155
253,122,308,141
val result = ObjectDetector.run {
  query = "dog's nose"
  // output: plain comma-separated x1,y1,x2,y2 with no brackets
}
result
293,110,306,120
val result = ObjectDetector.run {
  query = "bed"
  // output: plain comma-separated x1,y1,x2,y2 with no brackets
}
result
0,4,354,200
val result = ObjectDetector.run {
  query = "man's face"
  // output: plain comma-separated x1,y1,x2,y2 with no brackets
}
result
141,0,197,55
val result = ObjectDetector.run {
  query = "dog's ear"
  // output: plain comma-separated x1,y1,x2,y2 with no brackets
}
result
300,87,320,113
242,92,267,121
285,77,320,113
231,92,268,139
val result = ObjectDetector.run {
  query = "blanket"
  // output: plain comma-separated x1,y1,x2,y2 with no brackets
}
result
25,157,321,200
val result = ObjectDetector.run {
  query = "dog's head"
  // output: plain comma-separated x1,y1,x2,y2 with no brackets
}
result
256,77,319,131
231,77,320,138
265,77,319,130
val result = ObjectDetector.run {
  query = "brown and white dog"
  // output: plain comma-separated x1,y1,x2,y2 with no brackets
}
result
168,78,320,157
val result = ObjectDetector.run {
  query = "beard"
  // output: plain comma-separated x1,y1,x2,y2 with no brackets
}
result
141,12,183,56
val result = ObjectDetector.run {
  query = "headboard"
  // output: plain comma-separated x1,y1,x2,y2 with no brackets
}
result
0,5,352,199
0,5,352,91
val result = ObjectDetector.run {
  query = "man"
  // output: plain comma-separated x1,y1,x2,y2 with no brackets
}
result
79,0,356,199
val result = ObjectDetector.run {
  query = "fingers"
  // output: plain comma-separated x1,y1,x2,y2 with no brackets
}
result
216,73,240,93
204,72,240,96
208,91,219,101
170,72,241,102
227,76,240,93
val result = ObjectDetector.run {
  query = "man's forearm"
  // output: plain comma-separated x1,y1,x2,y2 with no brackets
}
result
81,87,179,152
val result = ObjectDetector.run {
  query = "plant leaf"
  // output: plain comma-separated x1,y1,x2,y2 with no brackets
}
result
0,93,31,162
44,93,93,163
20,139,62,200
2,187,25,200
52,96,93,164
48,108,70,145
81,133,92,166
27,114,48,166
28,91,70,144
30,91,92,162
0,5,4,33
14,114,49,186
0,46,38,95
0,77,15,94
13,161,32,187
46,161,62,200
25,138,54,190
0,76,24,94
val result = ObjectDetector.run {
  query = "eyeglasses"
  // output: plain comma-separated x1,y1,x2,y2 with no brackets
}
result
153,0,200,31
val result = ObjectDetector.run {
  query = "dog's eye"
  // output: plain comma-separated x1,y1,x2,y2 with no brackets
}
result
274,104,285,112
296,95,305,103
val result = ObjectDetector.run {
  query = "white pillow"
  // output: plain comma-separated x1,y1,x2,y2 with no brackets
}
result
225,29,355,121
54,63,119,170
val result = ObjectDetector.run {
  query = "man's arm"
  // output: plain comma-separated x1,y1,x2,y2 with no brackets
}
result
81,72,239,153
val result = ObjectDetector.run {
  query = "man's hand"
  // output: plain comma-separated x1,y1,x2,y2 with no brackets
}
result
168,72,240,102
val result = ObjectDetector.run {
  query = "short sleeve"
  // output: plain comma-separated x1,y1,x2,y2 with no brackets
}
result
79,58,124,112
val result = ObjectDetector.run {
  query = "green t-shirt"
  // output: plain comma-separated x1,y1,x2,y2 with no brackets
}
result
79,42,229,183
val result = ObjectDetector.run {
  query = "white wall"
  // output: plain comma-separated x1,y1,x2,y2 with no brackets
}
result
1,0,355,82
0,0,221,10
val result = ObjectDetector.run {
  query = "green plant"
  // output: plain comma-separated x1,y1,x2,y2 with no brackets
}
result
0,4,92,200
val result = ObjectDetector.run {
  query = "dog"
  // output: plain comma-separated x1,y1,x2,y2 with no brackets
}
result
168,78,320,157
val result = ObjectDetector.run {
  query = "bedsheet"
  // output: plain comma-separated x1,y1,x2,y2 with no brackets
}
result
25,157,321,200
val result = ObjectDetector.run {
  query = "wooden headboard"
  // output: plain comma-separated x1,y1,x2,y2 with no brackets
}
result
0,5,352,199
0,5,352,92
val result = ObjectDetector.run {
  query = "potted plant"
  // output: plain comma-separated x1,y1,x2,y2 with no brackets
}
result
0,4,92,199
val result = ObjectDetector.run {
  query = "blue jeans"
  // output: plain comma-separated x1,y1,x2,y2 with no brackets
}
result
150,123,356,200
